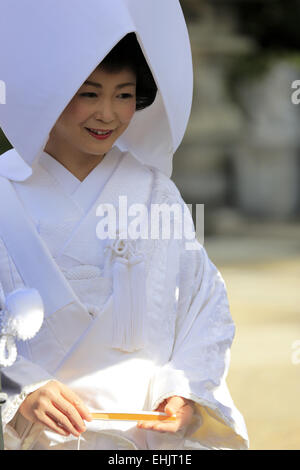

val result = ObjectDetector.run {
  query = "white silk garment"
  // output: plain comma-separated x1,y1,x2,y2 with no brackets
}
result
0,0,193,178
0,146,248,450
0,0,248,451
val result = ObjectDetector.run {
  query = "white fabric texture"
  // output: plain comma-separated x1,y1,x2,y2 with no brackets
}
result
0,149,248,450
0,0,193,178
0,0,248,451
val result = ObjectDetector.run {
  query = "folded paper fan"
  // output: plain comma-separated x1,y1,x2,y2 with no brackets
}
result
91,411,177,422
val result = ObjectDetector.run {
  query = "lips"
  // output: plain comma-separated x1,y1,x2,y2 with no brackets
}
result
85,127,114,140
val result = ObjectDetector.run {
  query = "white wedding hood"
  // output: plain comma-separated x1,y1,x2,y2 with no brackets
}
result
0,0,193,180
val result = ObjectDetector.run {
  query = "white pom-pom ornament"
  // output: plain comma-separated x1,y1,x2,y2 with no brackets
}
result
3,288,44,340
0,288,44,367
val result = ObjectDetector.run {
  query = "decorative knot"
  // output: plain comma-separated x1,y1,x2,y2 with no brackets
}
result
104,232,145,265
103,231,147,352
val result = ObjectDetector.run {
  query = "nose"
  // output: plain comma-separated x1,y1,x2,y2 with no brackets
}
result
94,97,115,123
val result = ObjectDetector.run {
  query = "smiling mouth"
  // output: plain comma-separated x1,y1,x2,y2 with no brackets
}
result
86,127,113,135
85,127,114,140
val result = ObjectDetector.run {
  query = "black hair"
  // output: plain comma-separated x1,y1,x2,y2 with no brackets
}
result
99,33,158,111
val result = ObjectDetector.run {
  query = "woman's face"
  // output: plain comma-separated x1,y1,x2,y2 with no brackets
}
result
47,66,137,159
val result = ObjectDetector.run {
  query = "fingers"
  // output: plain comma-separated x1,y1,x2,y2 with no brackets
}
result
19,380,92,438
52,394,87,435
59,383,92,422
137,418,181,433
137,396,195,434
46,409,81,437
37,413,71,437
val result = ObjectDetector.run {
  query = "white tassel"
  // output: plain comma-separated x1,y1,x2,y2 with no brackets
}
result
112,256,133,351
105,234,147,352
129,255,146,350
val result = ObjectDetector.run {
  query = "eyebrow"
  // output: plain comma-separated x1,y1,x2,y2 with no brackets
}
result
83,80,136,89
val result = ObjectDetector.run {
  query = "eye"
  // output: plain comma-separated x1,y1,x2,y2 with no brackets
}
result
118,93,134,99
79,92,97,98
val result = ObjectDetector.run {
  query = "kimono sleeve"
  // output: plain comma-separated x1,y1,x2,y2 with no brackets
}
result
1,358,53,450
0,237,54,449
148,238,249,450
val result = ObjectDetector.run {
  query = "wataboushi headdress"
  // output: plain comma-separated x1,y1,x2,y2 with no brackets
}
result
0,0,193,180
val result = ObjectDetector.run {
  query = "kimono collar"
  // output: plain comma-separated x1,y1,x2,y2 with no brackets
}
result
0,0,193,179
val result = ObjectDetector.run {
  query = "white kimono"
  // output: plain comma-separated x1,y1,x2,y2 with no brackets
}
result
0,0,248,451
0,145,248,450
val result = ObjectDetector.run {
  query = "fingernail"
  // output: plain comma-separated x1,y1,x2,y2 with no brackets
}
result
76,425,85,434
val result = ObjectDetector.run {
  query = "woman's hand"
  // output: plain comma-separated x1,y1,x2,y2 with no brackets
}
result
137,396,195,433
18,380,92,437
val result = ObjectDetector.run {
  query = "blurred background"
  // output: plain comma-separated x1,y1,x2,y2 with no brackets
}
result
0,0,299,450
175,0,300,450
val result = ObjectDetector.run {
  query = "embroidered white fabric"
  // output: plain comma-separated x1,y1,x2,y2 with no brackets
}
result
0,168,248,450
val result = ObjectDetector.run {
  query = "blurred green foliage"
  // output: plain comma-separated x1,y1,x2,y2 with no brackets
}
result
181,0,300,101
2,1,299,157
218,0,300,52
0,128,12,155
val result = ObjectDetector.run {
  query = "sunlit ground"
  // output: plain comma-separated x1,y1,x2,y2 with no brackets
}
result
205,221,300,450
